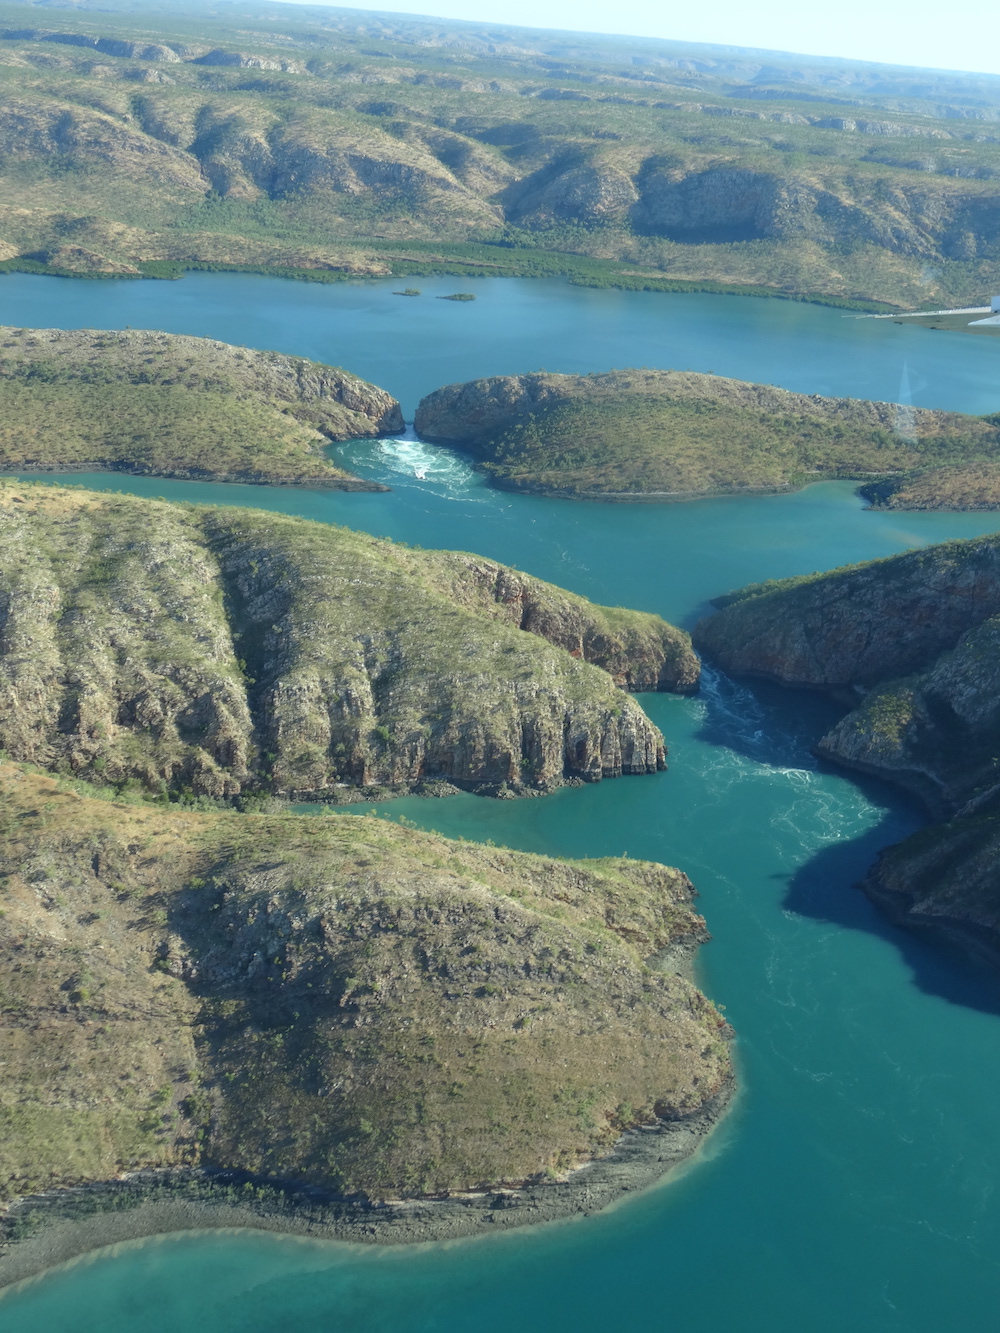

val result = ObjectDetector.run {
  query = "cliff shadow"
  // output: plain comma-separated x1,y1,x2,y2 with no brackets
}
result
693,668,1000,1014
783,810,1000,1016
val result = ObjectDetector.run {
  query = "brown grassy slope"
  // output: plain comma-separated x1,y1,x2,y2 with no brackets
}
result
0,763,730,1201
0,327,403,486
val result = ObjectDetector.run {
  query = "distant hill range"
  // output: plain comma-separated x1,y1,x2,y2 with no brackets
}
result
0,0,998,305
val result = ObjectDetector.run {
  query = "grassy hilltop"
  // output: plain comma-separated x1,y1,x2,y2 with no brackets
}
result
414,369,1000,502
0,762,730,1241
0,1,997,305
0,326,403,487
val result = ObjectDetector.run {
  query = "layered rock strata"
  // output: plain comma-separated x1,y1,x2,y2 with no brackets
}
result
0,483,697,799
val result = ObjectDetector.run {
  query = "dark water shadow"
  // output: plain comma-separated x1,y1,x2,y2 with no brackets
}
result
693,665,1000,1015
783,812,1000,1017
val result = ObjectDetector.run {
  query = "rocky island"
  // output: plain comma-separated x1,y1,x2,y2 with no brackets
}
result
693,535,1000,961
0,482,697,801
0,761,732,1283
414,370,1000,502
0,328,403,488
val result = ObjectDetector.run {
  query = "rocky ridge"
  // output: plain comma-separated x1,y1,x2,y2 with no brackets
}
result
0,482,697,801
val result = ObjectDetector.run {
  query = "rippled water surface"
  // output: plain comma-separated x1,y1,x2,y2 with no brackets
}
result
2,273,1000,1332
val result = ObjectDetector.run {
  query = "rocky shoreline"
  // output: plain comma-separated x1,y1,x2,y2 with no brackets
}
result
1,462,389,491
0,1077,734,1290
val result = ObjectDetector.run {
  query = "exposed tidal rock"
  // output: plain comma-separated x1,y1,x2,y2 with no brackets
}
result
0,483,693,799
0,764,732,1267
414,370,1000,501
0,327,402,486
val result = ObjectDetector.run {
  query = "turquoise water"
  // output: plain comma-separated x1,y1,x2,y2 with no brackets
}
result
2,273,1000,1331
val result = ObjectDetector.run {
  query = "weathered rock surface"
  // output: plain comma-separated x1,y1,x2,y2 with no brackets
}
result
0,764,731,1263
0,483,696,799
693,537,1000,690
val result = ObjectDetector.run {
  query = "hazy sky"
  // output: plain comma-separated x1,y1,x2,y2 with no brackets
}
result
276,0,1000,77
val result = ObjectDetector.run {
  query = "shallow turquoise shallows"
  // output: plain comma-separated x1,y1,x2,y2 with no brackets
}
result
2,272,1000,1333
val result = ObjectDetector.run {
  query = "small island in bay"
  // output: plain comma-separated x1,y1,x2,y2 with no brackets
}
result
0,328,403,489
414,370,1000,505
693,535,1000,961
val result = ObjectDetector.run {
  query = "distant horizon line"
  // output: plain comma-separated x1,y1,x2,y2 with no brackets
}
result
265,0,1000,82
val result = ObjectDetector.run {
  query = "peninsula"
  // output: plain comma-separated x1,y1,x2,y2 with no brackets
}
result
0,328,403,488
0,762,732,1283
414,370,1000,503
0,482,698,801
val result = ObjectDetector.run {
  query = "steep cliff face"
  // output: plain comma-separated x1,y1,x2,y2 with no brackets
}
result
415,369,1000,501
0,483,695,799
693,537,1000,690
815,614,1000,813
861,810,1000,964
0,764,731,1220
0,327,402,487
693,533,1000,961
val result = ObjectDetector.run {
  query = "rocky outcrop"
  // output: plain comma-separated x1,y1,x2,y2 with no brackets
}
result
861,809,1000,964
0,483,694,799
417,551,700,692
693,536,1000,691
0,762,731,1263
816,614,1000,814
